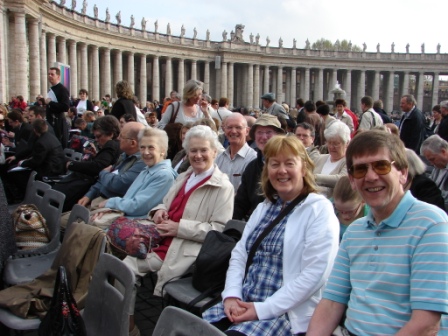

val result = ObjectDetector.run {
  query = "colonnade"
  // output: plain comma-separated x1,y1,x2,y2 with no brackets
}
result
1,0,447,113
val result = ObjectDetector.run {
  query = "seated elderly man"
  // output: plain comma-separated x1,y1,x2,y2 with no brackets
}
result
215,113,257,191
421,134,448,209
90,127,177,227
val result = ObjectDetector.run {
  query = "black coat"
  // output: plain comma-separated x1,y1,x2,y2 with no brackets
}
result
410,174,446,212
233,149,265,221
47,83,70,148
399,107,426,153
75,99,94,113
13,122,32,147
20,131,66,178
110,98,136,121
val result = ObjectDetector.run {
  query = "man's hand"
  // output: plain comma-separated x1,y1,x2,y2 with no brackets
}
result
102,165,113,172
5,156,16,164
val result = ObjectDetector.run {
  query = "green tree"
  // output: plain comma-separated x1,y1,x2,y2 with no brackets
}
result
310,38,362,51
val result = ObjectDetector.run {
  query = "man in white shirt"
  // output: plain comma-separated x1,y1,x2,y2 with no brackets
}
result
215,113,257,191
211,97,233,123
358,96,383,131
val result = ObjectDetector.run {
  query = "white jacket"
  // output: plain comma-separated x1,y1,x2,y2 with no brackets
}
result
222,193,339,334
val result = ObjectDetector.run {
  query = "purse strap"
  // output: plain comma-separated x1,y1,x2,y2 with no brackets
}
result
244,193,307,278
168,101,181,124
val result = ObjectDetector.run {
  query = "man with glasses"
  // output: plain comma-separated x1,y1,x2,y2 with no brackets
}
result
215,113,256,191
294,122,320,162
308,130,448,335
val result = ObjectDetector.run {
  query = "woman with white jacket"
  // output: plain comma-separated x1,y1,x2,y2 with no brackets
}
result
203,135,339,336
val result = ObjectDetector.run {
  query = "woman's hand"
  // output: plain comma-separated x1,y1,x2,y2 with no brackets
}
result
231,301,258,323
224,298,247,323
152,209,169,224
90,210,111,222
156,219,179,237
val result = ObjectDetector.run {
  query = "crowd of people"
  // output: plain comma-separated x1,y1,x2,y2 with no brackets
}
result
1,67,448,336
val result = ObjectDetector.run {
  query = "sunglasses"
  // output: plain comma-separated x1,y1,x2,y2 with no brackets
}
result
349,160,395,179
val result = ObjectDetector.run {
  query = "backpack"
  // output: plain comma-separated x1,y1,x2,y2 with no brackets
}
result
188,227,242,310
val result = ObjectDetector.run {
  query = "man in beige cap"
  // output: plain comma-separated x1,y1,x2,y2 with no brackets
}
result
233,114,285,220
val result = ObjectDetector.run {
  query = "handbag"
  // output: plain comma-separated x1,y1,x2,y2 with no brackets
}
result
38,266,87,336
186,227,242,311
163,102,183,160
12,204,50,250
106,216,163,259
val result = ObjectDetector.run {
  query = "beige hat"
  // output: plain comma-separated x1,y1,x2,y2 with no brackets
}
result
249,114,285,140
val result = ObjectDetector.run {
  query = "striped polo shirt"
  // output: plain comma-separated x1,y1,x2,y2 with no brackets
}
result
323,191,448,335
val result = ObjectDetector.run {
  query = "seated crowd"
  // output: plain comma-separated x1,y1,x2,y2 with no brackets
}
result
2,75,448,336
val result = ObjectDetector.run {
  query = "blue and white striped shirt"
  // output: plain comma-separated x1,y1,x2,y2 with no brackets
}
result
323,191,448,335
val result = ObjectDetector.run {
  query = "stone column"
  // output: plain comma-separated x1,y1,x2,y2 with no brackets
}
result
40,30,48,95
113,50,122,90
357,70,366,105
253,64,260,109
277,66,283,103
416,71,424,110
402,71,410,96
191,60,197,80
304,68,310,101
263,65,269,95
432,72,440,108
221,61,228,98
91,45,99,100
80,43,88,91
228,62,234,107
315,68,324,101
386,71,395,113
127,52,135,92
29,19,41,100
68,40,78,97
165,57,172,97
290,68,296,107
247,64,254,108
14,12,28,100
102,48,111,99
152,56,160,102
178,58,185,95
327,69,336,100
139,54,147,103
344,69,352,108
57,37,66,64
203,61,210,94
47,33,57,69
372,70,380,100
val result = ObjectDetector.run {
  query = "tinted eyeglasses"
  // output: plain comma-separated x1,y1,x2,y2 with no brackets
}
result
349,160,395,179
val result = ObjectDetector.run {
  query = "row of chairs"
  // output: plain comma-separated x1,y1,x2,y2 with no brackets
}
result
1,173,136,335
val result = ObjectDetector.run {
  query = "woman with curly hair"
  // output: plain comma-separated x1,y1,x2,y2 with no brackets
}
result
110,80,136,121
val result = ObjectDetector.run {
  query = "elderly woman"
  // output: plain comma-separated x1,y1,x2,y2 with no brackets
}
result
90,127,177,227
203,135,339,335
123,125,234,335
110,80,136,121
157,79,211,129
54,115,121,212
313,121,350,198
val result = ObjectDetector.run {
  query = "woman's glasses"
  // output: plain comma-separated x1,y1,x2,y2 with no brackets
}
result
349,160,395,179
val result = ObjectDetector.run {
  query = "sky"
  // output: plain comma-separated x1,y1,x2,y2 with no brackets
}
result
71,0,446,54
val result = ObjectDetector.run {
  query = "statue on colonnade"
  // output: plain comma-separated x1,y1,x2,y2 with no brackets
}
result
130,15,135,28
167,23,171,35
154,20,158,33
193,27,197,39
93,4,98,18
71,0,76,11
116,11,121,25
231,24,245,43
391,42,395,53
181,25,185,37
81,0,87,15
105,8,110,23
141,17,146,31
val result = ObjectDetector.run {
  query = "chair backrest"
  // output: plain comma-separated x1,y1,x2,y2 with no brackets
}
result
224,219,246,234
153,306,226,336
72,152,83,162
66,204,90,227
36,189,65,254
22,179,51,208
83,254,135,336
63,148,75,160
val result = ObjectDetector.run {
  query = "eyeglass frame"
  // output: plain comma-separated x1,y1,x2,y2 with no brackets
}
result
348,160,396,179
